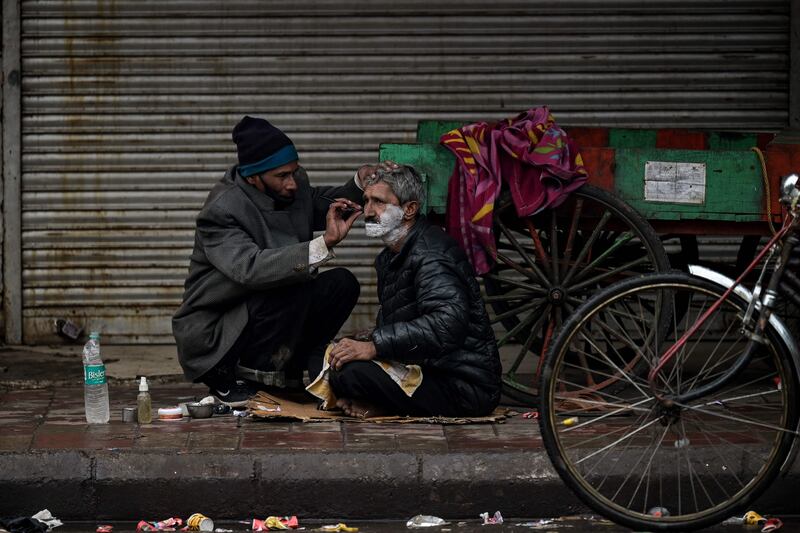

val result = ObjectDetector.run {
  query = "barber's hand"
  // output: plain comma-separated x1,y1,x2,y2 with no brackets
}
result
357,160,400,185
329,338,377,371
323,198,362,247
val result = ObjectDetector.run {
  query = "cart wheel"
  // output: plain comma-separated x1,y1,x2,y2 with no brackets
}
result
482,184,670,404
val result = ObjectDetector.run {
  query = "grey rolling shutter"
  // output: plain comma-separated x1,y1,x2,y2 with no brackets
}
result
18,0,789,342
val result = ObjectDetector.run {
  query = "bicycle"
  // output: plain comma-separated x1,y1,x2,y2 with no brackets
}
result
538,173,800,531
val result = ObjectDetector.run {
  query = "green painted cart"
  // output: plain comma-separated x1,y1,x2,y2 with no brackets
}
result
379,121,800,404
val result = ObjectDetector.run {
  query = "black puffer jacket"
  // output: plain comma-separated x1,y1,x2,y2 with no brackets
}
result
371,217,501,415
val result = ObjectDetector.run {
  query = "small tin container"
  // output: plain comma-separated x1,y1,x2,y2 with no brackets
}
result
121,407,136,423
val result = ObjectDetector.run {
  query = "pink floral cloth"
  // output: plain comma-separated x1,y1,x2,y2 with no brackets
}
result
441,107,588,274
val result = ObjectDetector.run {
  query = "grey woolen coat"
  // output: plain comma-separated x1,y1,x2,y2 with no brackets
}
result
172,165,363,381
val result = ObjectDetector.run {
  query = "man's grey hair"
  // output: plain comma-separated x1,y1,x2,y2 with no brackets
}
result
364,164,426,208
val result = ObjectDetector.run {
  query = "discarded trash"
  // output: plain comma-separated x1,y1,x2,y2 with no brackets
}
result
521,411,539,420
762,518,783,532
722,516,745,525
30,511,61,531
406,515,448,528
744,511,767,526
214,530,233,533
319,524,358,532
674,437,690,448
0,510,63,533
480,511,503,525
514,519,555,528
136,518,183,531
562,417,578,427
96,526,113,533
187,514,214,532
55,318,83,341
157,407,183,421
647,507,670,518
251,517,298,531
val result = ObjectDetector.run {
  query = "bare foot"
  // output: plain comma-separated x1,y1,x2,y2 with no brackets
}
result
338,398,387,419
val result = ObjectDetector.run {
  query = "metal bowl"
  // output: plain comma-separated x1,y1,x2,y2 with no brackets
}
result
186,402,215,419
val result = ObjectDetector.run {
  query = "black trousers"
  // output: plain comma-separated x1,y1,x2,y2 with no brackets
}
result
326,360,462,417
201,268,360,390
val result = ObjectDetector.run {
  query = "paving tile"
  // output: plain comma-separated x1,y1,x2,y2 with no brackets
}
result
289,421,342,432
134,431,190,450
0,434,33,451
343,433,397,450
444,424,498,439
395,435,448,452
32,431,95,450
241,421,292,433
188,431,241,450
241,431,342,449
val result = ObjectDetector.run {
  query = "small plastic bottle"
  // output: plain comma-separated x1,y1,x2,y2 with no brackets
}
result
137,376,152,424
82,331,110,424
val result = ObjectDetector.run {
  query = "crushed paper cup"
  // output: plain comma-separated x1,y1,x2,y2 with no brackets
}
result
762,518,783,532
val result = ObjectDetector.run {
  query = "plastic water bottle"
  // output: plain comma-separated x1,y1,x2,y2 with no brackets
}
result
83,331,110,423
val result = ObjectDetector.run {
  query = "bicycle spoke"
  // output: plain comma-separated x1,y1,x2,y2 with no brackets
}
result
568,255,651,294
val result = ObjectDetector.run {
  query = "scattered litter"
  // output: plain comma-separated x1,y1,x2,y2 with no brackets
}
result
214,530,233,533
514,519,555,528
479,511,503,525
136,518,183,531
722,516,745,525
251,517,298,531
762,518,783,532
233,409,248,417
521,411,538,420
54,318,83,341
744,511,767,526
319,524,358,532
96,526,113,533
31,511,62,531
647,507,670,518
187,514,214,532
406,515,448,528
0,510,62,533
561,417,578,427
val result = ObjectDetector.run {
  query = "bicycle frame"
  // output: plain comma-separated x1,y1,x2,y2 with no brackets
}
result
647,178,800,403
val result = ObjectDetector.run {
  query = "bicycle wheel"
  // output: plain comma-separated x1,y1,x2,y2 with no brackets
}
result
483,184,670,403
539,272,799,531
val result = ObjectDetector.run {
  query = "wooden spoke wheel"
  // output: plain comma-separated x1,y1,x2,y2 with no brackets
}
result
482,184,670,404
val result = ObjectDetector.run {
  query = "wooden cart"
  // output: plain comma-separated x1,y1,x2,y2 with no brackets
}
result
379,122,800,403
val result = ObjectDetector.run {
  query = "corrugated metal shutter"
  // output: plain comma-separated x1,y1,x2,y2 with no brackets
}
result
19,0,790,343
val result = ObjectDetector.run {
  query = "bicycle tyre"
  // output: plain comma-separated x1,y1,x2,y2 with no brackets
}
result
483,184,670,403
539,272,799,531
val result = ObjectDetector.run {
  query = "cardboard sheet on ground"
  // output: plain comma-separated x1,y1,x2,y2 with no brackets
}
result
246,391,512,424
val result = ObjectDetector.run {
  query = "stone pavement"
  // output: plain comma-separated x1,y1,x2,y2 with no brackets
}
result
1,345,798,521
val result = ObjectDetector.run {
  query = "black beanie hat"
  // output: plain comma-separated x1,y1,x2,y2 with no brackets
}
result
232,116,298,177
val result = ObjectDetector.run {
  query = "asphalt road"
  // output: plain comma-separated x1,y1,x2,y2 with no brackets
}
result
55,515,799,532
